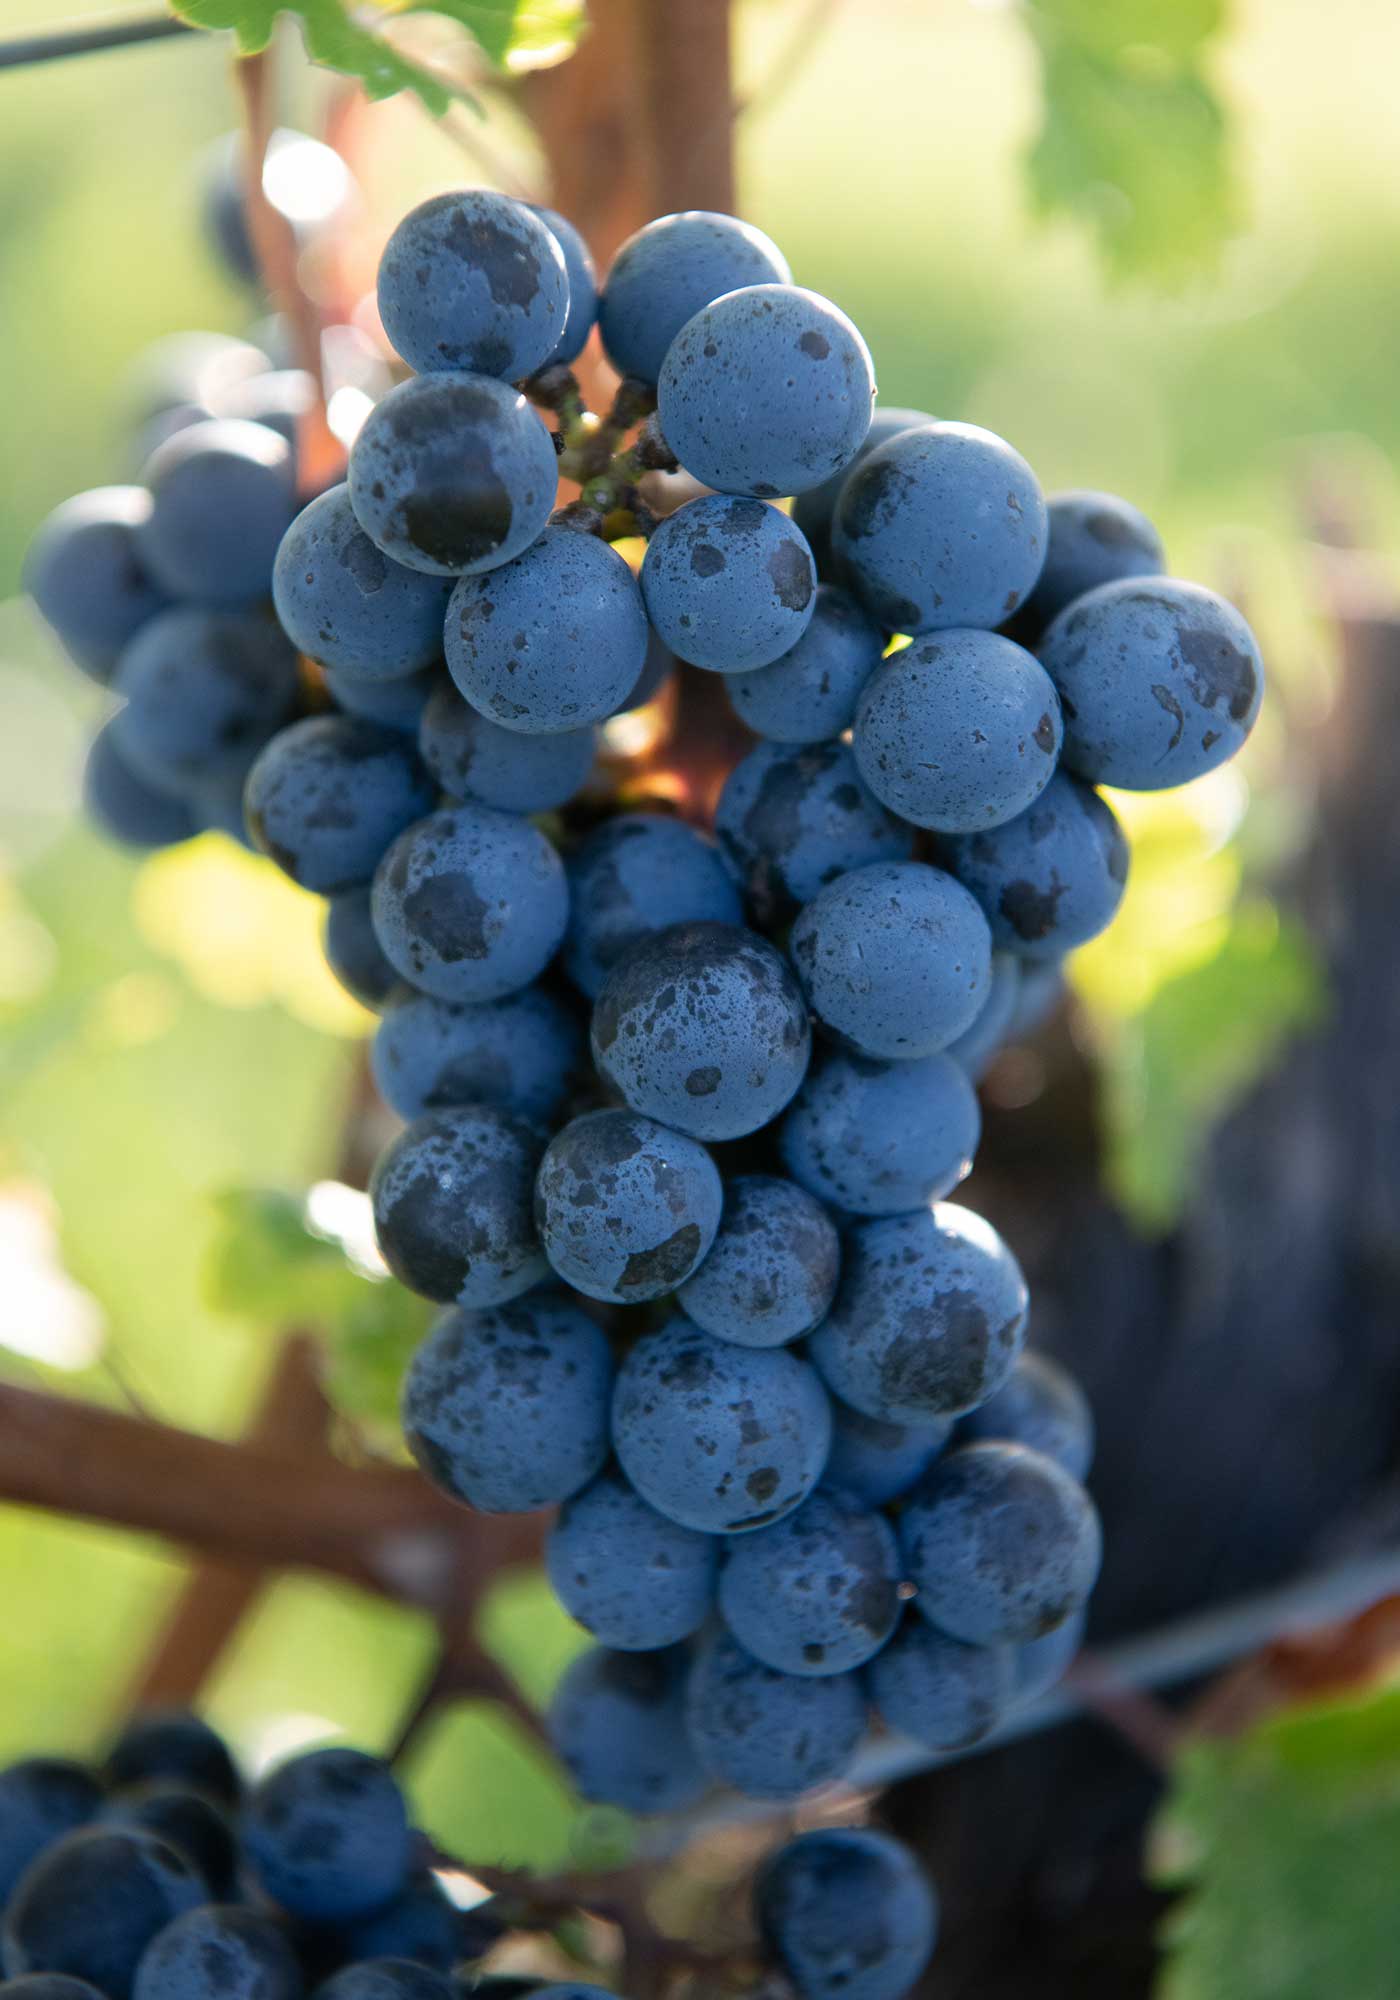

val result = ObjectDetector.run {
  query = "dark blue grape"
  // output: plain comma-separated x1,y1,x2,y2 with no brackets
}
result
1012,1605,1085,1706
791,406,934,575
833,422,1047,634
2,1829,203,1999
789,860,992,1059
273,484,453,678
526,205,597,365
323,665,440,737
111,608,299,794
419,680,595,813
591,921,810,1142
563,814,741,1000
548,1646,706,1815
25,487,169,682
598,210,790,385
944,952,1021,1079
402,1293,612,1512
104,1712,240,1807
245,717,436,894
372,983,582,1125
370,805,568,1003
315,1962,454,1999
756,1828,938,2000
546,1468,718,1650
104,1784,237,1900
778,1049,981,1216
808,1206,1027,1423
377,192,568,381
900,1442,1102,1645
445,528,646,732
243,1748,409,1925
959,1350,1094,1480
940,770,1128,960
137,418,295,608
0,1762,102,1906
823,1400,952,1510
83,725,202,851
324,888,401,1011
370,1106,547,1307
714,738,914,925
535,1110,721,1303
1039,576,1264,789
727,585,883,744
640,497,816,673
132,1907,301,2000
719,1487,900,1676
612,1315,831,1534
683,1630,864,1799
347,374,557,578
853,630,1062,832
864,1617,1013,1752
1016,488,1165,640
658,285,874,499
677,1173,839,1347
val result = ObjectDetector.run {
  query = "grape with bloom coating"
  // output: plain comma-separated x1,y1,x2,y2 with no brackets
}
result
564,814,742,1000
598,209,791,384
527,203,597,364
131,1907,301,2000
1016,488,1165,639
779,1050,981,1216
370,1106,546,1307
244,716,436,895
547,1468,718,1650
961,1349,1095,1479
419,680,595,813
242,1749,409,1924
136,419,294,609
864,1618,1013,1752
684,1629,864,1799
823,1400,953,1510
941,770,1129,961
756,1827,938,2000
641,496,817,674
371,983,582,1126
677,1173,840,1347
548,1646,706,1814
112,607,299,794
719,1487,901,1675
272,483,452,678
535,1110,721,1303
323,888,401,1011
727,585,883,745
25,486,169,681
791,405,934,574
377,190,569,380
83,723,199,852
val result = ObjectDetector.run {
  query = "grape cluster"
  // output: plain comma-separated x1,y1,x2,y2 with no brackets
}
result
27,187,1265,1817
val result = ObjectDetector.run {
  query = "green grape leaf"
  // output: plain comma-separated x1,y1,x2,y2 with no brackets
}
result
1151,1683,1400,2000
169,0,585,114
1022,0,1239,282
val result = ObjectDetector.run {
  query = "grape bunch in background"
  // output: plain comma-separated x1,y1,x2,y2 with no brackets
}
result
0,1709,936,2000
26,186,1264,1819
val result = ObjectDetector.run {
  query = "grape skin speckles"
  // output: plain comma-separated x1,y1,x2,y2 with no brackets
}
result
756,1828,939,2000
641,496,817,674
376,190,569,381
535,1110,722,1304
598,210,791,385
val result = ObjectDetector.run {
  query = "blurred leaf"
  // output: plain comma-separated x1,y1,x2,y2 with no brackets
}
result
1022,0,1239,282
1151,1681,1400,2000
1094,901,1325,1233
171,0,585,113
477,1566,592,1713
404,1702,580,1872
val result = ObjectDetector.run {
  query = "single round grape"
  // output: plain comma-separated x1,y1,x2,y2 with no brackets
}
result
324,888,401,1011
370,1106,546,1307
591,921,810,1142
790,860,993,1059
370,804,568,1003
372,983,582,1125
833,421,1047,634
83,725,199,851
714,738,914,925
324,663,441,736
527,204,598,364
446,527,647,732
940,770,1128,961
243,1749,409,1925
640,496,816,673
347,373,557,578
548,1646,706,1815
419,680,595,813
727,584,883,744
535,1109,721,1303
2,1829,203,1998
944,952,1021,1080
612,1315,831,1534
823,1399,953,1510
683,1630,864,1800
719,1487,900,1676
272,483,453,678
900,1442,1102,1645
103,1783,237,1900
658,284,875,499
132,1907,301,2000
563,814,741,1000
808,1205,1028,1423
338,1869,482,1973
137,418,295,608
959,1350,1094,1479
315,1964,454,2000
1013,1605,1085,1706
402,1293,613,1513
547,1467,718,1650
791,405,934,574
598,210,790,384
111,607,299,793
1016,489,1165,640
756,1827,938,2000
1039,576,1264,789
24,487,169,681
853,630,1063,832
104,1712,240,1807
377,190,569,380
677,1173,839,1347
778,1050,981,1216
865,1616,1013,1753
0,1762,102,1906
245,716,436,894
